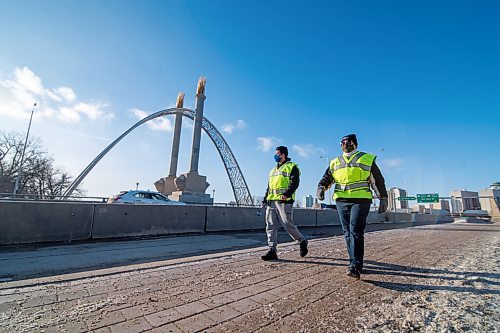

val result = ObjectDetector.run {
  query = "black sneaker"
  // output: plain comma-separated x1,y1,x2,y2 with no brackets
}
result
299,239,308,257
346,267,360,280
261,248,278,261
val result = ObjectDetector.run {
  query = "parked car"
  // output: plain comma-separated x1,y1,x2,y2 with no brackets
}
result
107,190,186,205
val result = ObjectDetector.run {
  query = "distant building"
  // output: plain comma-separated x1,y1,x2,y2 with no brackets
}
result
430,199,450,212
411,204,425,213
304,195,314,208
450,189,480,214
388,187,408,211
479,182,500,217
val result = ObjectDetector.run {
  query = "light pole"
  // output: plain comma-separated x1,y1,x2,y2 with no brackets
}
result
13,103,37,197
212,189,215,203
135,182,139,190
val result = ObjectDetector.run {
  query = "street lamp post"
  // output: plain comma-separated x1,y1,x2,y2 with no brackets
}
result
13,103,37,197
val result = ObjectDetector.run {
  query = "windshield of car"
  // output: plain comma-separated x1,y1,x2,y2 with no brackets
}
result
134,192,153,199
152,193,168,201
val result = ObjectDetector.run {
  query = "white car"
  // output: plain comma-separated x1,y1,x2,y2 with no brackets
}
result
107,190,186,205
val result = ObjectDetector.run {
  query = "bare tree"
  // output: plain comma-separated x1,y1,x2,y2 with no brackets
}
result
0,131,84,198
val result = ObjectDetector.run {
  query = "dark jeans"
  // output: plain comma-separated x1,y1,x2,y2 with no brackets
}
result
336,201,371,270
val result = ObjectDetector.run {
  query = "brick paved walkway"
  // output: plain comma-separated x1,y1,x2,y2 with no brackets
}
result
1,222,498,332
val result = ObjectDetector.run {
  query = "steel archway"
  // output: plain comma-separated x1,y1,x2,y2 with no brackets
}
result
62,107,253,206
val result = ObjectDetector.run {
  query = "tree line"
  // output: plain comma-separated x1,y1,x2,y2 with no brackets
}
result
0,130,83,198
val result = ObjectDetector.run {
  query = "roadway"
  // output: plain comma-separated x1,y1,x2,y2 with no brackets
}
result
0,220,498,332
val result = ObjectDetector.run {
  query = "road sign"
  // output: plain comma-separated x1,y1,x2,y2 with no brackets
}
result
397,196,416,201
417,193,439,203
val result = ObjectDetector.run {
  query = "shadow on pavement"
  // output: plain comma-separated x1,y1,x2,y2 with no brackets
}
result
362,279,500,295
360,259,500,295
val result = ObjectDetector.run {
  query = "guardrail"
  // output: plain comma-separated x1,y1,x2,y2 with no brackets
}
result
0,192,108,203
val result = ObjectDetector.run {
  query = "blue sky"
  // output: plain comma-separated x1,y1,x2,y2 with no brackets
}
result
1,0,499,204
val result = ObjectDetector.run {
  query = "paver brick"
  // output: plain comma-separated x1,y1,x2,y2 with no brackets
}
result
109,317,152,333
85,310,126,331
145,322,183,332
173,313,217,332
144,308,184,327
204,304,242,323
174,300,210,316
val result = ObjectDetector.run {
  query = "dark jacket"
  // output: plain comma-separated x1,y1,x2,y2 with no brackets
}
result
263,157,300,204
317,156,387,203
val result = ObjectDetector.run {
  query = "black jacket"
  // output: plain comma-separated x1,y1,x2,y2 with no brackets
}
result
263,158,300,204
317,155,387,203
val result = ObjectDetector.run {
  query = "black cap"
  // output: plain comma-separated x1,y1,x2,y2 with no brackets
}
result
276,145,288,156
341,134,358,147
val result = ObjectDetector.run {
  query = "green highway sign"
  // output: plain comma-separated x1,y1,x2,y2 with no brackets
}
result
397,196,416,201
417,193,439,203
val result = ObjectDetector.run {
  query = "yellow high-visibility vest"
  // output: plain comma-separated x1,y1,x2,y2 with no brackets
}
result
267,161,299,202
329,152,375,200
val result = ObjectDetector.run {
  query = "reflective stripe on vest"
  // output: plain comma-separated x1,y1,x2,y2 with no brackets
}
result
329,152,375,200
267,161,299,201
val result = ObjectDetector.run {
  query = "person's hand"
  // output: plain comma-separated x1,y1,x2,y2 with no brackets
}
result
378,198,388,214
316,187,325,201
280,195,288,201
261,200,268,209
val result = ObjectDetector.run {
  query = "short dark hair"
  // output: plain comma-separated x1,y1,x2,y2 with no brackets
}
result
276,145,288,156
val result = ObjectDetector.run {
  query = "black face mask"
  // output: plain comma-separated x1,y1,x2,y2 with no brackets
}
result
342,141,356,153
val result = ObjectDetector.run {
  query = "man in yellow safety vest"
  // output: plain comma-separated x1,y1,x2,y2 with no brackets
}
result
316,134,388,279
261,146,308,261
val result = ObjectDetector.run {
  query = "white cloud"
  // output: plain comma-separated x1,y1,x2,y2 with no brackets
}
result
236,119,246,129
57,102,114,123
221,124,234,134
292,144,326,159
221,119,246,135
53,86,76,102
14,66,44,94
257,136,280,152
131,108,173,132
379,158,404,171
0,66,113,122
59,106,81,123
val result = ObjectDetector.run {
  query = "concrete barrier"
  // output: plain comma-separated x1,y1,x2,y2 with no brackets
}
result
433,214,454,223
0,201,93,244
0,200,456,245
91,204,206,238
294,208,317,227
317,209,341,226
367,211,384,224
385,212,412,223
206,206,265,232
410,213,454,223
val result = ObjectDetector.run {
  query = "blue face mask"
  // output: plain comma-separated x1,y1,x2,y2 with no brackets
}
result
274,154,281,162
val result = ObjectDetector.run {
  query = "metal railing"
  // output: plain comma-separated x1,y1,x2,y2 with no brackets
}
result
0,193,108,203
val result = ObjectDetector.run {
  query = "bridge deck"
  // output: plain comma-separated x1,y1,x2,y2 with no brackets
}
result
1,222,498,332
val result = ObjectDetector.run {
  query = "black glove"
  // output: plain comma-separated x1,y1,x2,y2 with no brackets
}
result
261,200,268,209
378,198,388,214
316,187,325,201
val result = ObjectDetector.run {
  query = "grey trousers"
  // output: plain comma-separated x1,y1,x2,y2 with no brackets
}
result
265,201,304,248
